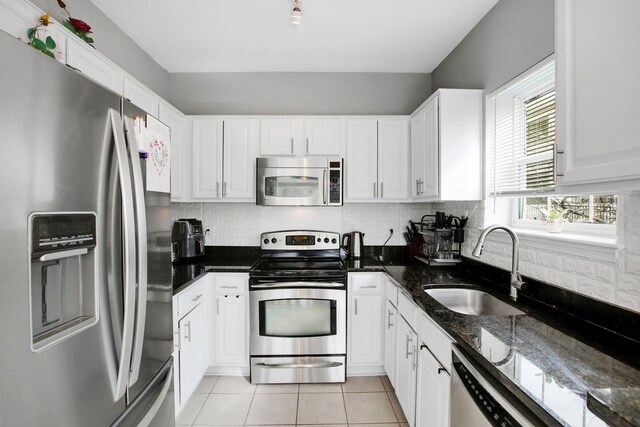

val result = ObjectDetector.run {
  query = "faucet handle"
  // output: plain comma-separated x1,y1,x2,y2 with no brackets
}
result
511,272,524,290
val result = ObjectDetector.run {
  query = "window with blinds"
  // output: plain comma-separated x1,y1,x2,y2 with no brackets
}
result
487,59,556,196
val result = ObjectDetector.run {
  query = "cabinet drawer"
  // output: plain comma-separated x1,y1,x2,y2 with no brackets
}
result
417,310,453,371
176,282,206,319
397,289,417,330
349,273,382,293
385,278,398,306
213,274,247,295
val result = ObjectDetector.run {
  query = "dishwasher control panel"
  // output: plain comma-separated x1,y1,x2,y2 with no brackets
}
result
453,360,521,427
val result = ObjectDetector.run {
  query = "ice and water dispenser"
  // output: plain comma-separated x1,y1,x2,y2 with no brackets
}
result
29,213,98,351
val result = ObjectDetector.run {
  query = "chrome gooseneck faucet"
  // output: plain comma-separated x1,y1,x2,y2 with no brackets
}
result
472,225,524,301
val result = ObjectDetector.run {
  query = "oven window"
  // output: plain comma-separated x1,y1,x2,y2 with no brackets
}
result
265,176,319,198
259,299,337,337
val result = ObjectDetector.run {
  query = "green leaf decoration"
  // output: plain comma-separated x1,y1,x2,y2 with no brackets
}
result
45,36,56,49
27,28,36,40
45,50,55,59
84,37,94,44
63,20,75,32
77,30,86,37
33,38,46,52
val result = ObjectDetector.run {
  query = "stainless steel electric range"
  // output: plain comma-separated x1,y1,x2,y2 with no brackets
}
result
249,230,347,384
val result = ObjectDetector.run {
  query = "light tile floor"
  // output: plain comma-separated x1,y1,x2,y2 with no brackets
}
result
177,375,409,427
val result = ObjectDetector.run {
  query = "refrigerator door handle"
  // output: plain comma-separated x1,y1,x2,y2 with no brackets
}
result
137,363,173,427
124,117,148,387
110,109,138,401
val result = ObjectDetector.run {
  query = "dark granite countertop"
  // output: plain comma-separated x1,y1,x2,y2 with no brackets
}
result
170,247,640,426
588,388,640,427
383,263,640,427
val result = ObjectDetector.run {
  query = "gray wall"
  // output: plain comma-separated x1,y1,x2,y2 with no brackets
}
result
32,0,170,98
431,0,554,93
168,72,431,115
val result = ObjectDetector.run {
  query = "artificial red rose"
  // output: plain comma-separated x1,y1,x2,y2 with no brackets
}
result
68,17,92,33
57,0,66,8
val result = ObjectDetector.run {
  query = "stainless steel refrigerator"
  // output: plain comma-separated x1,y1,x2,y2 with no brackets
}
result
0,29,174,426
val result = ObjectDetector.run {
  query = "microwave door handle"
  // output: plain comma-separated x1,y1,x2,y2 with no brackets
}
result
323,169,327,205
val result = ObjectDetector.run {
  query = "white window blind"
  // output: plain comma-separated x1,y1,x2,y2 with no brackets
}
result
487,59,556,196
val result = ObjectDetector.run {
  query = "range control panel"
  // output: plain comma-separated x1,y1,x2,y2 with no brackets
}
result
261,230,340,250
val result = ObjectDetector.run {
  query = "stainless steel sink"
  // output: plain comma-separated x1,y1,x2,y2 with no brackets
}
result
424,288,525,316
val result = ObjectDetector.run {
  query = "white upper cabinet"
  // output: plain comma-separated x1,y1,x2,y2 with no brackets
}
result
223,119,257,200
556,0,640,191
304,119,342,156
192,119,224,199
66,37,123,95
410,89,482,201
158,101,185,201
411,97,439,199
123,76,159,117
345,120,379,200
260,119,296,156
345,118,410,202
378,120,409,200
191,118,257,201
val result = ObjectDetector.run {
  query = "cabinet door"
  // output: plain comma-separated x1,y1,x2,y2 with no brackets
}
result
349,294,384,366
260,119,296,155
416,345,450,427
123,77,159,116
345,120,378,201
378,120,409,200
179,304,207,404
420,97,439,199
410,110,426,199
556,0,640,189
384,300,398,387
223,119,257,199
304,119,342,155
158,101,185,201
213,294,247,366
66,38,123,95
192,119,223,199
395,316,417,427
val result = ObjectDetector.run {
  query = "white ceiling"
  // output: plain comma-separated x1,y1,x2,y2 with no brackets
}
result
89,0,499,73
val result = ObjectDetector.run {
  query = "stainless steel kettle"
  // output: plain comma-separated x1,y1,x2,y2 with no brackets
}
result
342,231,365,259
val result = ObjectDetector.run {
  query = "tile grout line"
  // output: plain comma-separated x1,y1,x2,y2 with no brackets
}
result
243,379,257,426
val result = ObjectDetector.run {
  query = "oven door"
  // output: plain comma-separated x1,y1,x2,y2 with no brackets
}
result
257,167,327,206
250,287,346,356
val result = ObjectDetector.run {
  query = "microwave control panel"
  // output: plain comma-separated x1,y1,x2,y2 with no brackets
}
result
328,160,343,205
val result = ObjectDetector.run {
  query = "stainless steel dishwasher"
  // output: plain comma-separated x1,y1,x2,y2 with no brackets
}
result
451,345,542,427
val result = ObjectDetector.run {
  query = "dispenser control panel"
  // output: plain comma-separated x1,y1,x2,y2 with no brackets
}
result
31,213,96,257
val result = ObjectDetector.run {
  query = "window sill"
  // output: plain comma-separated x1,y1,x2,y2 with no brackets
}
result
478,227,617,263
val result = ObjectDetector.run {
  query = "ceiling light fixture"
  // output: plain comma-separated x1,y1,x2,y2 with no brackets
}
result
291,0,303,25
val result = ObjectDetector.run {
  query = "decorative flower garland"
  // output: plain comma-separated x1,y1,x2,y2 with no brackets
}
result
56,0,94,47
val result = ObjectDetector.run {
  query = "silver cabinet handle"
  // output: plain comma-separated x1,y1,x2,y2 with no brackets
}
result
220,285,238,289
306,137,309,154
556,149,565,177
184,321,191,342
216,182,220,197
413,344,419,370
380,182,384,198
223,181,227,198
416,179,419,196
290,137,294,154
192,294,203,302
359,285,377,289
388,310,394,329
406,335,413,359
355,298,358,316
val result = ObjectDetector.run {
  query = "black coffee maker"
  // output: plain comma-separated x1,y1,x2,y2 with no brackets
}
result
171,218,205,262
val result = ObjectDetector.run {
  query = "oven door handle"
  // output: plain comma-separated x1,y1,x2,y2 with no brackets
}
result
250,281,345,289
255,361,343,368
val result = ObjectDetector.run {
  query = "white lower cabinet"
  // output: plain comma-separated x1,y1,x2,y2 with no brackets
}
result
173,275,209,414
416,343,451,427
348,273,385,374
395,315,418,427
384,299,398,387
209,273,249,374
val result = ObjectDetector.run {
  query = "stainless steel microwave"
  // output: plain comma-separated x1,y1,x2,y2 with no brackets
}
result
256,157,343,206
